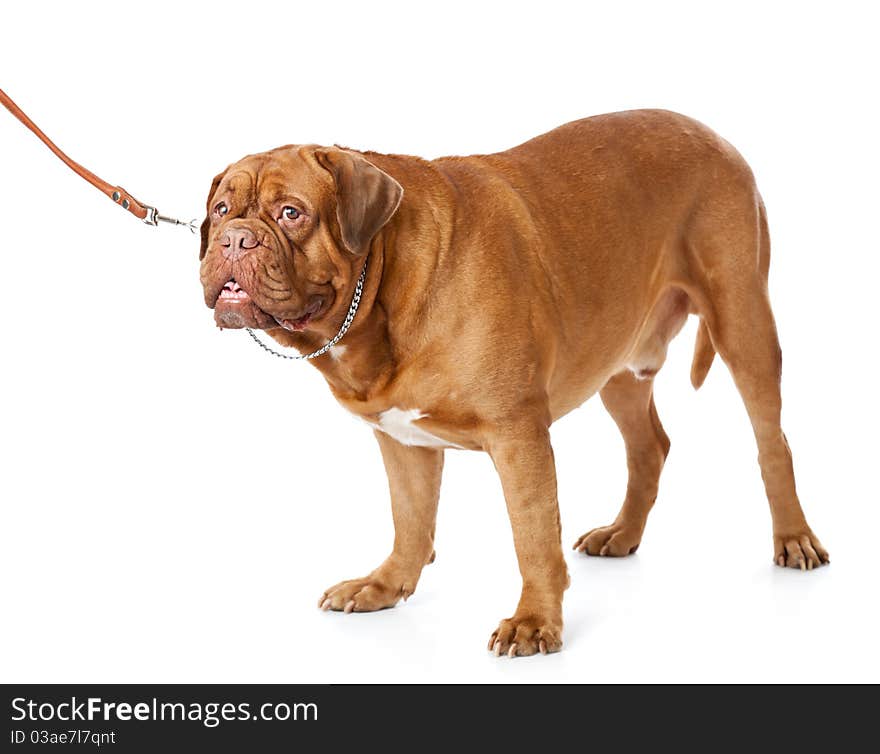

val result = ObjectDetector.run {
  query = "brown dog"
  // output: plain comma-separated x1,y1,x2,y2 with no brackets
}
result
199,109,828,657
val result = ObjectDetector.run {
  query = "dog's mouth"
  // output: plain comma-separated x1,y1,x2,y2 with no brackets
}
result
213,279,322,331
217,279,249,303
272,297,323,332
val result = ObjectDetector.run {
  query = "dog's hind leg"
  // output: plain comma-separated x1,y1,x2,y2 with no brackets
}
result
689,197,828,569
574,370,670,557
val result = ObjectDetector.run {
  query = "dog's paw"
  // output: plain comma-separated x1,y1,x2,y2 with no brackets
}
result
318,573,413,613
488,613,563,658
774,530,830,570
573,522,641,556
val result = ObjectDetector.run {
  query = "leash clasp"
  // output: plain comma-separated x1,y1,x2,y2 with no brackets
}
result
143,205,199,233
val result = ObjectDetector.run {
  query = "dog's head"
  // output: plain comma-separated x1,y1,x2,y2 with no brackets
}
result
199,146,402,332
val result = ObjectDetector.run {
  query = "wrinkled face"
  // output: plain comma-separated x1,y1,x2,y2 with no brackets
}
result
199,145,402,333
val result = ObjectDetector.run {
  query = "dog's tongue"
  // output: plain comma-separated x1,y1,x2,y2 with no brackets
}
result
272,299,322,332
273,313,312,332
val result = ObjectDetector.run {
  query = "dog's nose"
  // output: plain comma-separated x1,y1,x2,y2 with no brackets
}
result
220,227,259,259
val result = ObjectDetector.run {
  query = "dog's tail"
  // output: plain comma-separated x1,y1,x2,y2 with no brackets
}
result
690,319,715,390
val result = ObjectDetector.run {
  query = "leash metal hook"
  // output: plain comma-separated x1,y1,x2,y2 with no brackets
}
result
143,206,199,233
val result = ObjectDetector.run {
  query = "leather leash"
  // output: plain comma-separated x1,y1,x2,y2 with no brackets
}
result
1,87,196,232
1,87,362,362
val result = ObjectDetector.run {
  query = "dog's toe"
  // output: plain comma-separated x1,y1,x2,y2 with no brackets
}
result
488,615,562,658
318,572,413,613
573,522,642,557
774,530,829,570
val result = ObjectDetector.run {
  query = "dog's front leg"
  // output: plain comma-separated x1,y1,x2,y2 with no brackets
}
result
319,431,443,612
487,422,569,657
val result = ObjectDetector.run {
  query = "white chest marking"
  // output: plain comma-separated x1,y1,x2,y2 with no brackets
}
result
329,345,347,361
372,408,457,448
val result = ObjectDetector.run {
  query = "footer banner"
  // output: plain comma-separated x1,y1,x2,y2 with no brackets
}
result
1,683,865,750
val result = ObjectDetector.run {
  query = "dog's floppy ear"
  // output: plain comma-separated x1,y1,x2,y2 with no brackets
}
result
199,169,227,261
314,148,403,255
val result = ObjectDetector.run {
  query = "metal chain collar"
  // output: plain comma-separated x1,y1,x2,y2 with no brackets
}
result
245,261,368,361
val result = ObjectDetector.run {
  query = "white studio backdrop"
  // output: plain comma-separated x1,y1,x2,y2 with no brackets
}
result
1,0,877,683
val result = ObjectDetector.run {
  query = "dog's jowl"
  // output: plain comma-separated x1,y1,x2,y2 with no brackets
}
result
198,110,828,657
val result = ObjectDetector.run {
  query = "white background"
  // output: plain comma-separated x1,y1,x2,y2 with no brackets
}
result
1,0,877,683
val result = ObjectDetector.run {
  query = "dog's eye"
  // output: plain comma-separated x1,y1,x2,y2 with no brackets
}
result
282,206,300,221
215,202,228,217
